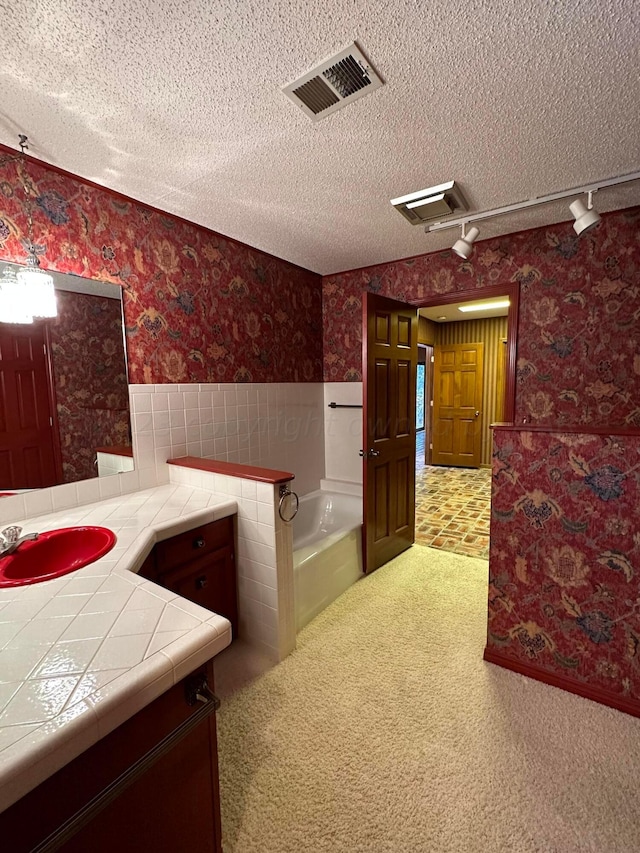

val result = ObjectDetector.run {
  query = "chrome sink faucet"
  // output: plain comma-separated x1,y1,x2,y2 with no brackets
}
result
0,526,39,556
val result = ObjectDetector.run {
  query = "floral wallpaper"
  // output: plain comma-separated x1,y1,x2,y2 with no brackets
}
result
49,291,130,483
489,427,640,703
0,146,323,384
324,207,640,428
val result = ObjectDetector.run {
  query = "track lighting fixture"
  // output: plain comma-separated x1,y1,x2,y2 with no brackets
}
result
425,169,640,240
451,223,479,259
569,191,601,236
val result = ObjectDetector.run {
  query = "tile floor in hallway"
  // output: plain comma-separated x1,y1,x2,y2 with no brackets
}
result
415,431,491,560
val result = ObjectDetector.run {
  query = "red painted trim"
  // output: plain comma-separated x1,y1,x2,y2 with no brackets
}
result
96,445,134,457
483,646,640,719
415,281,519,423
0,142,317,277
361,293,370,572
491,423,640,437
167,456,294,484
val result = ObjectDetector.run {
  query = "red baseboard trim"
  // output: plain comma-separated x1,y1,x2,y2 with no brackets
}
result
483,646,640,719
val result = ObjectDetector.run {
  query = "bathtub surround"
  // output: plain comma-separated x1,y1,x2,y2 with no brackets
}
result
322,382,363,487
217,545,640,853
168,459,295,662
292,490,363,631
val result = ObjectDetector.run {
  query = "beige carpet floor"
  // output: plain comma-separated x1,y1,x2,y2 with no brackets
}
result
216,545,640,853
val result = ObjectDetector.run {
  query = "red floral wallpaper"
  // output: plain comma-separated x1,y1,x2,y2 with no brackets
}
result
0,148,323,384
489,427,640,704
324,208,640,427
49,291,130,483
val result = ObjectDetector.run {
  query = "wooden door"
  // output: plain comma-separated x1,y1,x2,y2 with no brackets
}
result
431,342,484,467
0,324,61,488
363,293,417,573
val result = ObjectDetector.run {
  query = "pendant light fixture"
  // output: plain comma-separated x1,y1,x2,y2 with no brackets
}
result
0,265,33,324
15,135,57,319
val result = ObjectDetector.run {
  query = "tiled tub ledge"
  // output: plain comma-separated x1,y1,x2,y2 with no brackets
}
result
0,483,237,813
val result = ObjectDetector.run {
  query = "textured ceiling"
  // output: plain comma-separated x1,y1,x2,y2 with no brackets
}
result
1,0,639,275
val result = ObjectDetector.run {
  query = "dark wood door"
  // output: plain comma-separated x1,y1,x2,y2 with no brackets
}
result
0,324,61,488
431,342,484,467
363,293,417,573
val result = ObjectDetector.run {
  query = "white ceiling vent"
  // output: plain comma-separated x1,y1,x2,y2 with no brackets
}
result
282,43,383,121
391,181,469,225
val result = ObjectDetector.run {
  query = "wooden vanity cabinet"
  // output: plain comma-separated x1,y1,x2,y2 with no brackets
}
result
141,516,238,638
0,661,223,853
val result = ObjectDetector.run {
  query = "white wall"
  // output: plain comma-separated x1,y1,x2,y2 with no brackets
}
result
323,382,363,487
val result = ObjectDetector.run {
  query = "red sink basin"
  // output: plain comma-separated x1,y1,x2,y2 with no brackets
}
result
0,526,117,588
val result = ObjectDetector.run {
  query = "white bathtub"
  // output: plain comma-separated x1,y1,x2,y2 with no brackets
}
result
293,490,363,632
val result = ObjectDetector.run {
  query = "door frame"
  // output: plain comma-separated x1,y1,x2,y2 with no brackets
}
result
416,282,519,424
42,323,65,483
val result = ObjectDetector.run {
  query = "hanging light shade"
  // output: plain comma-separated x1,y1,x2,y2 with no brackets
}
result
0,266,33,324
16,259,57,318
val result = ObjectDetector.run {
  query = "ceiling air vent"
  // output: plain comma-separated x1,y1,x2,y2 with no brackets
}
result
282,43,383,122
391,181,469,225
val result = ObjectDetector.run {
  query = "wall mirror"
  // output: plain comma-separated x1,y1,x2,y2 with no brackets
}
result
0,261,133,492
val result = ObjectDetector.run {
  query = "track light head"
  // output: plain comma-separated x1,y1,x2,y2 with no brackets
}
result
452,224,479,259
570,191,601,236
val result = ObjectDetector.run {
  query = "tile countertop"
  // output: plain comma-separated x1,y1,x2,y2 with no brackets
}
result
0,484,237,814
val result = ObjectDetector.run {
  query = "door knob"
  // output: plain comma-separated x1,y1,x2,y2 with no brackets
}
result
369,449,380,457
359,449,380,458
475,411,480,417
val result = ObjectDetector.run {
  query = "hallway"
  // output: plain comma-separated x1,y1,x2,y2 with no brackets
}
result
414,431,491,559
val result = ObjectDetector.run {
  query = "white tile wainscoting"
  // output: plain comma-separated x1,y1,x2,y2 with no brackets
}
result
0,382,326,525
131,382,325,497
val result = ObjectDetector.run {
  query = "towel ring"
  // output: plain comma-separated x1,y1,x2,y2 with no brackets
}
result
278,485,299,522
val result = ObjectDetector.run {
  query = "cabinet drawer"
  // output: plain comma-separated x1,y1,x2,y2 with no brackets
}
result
155,517,233,573
160,546,238,635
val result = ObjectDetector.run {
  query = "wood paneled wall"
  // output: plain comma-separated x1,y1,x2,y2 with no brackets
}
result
435,316,508,467
418,316,437,346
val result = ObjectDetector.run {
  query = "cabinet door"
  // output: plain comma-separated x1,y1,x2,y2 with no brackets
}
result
155,517,234,573
162,546,238,637
0,663,222,853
